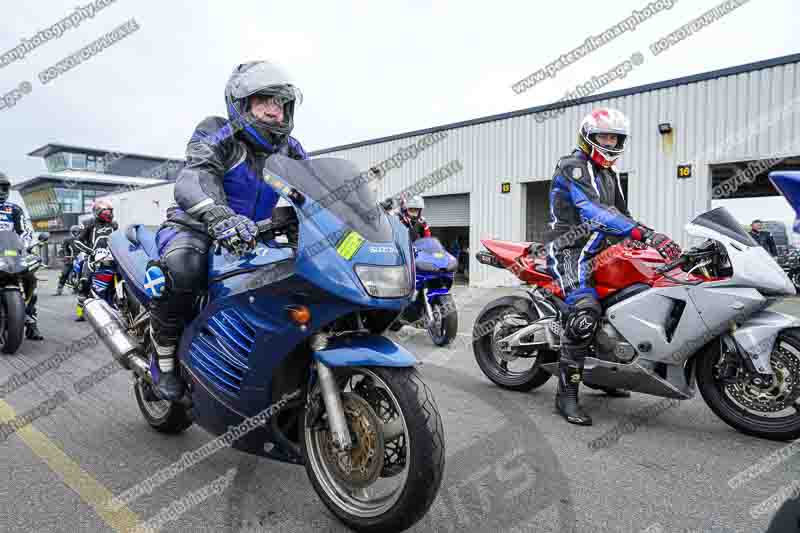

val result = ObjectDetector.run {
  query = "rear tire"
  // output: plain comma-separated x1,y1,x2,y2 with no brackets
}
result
134,377,192,434
0,290,26,355
696,330,800,441
473,304,553,391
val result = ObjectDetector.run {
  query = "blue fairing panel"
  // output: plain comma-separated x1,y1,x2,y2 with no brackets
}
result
313,335,418,367
110,229,150,304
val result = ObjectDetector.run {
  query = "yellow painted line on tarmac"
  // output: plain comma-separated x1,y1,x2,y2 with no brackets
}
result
0,399,142,532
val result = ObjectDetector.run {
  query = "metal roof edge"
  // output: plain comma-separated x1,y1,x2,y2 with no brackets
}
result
309,52,800,156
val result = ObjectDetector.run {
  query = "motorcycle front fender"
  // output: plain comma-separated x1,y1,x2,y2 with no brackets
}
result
312,335,418,367
731,310,800,375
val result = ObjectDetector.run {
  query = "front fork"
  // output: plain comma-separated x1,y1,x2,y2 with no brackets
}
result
315,360,353,452
421,288,436,327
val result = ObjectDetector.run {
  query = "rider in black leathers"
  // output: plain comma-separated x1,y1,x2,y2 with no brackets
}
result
75,200,118,320
55,225,82,295
147,61,307,400
544,108,682,426
0,172,43,340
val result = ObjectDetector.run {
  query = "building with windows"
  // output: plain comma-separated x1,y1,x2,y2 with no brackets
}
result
13,143,183,265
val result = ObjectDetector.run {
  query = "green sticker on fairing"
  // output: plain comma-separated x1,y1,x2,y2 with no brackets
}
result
336,231,365,260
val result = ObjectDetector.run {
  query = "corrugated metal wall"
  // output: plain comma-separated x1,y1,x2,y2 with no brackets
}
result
321,60,800,287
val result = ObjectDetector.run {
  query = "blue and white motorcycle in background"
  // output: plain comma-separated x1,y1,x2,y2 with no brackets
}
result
389,237,459,346
65,251,86,294
83,155,445,532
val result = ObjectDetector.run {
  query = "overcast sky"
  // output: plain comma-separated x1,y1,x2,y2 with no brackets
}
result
1,0,798,225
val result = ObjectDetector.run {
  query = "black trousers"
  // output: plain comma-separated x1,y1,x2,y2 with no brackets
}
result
57,260,72,287
21,270,38,321
149,228,211,351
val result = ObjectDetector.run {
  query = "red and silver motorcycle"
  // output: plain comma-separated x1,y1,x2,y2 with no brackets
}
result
473,207,800,441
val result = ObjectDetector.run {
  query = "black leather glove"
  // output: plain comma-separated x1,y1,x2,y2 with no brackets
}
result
202,205,257,255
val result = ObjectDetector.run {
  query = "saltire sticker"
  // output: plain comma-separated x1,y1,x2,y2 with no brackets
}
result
144,265,166,298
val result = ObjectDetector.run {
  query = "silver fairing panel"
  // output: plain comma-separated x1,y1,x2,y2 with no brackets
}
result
605,286,762,364
731,310,800,374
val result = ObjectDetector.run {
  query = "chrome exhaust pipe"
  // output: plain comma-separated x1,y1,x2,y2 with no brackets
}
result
84,299,138,371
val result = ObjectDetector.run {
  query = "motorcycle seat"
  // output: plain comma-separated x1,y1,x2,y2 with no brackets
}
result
125,224,160,260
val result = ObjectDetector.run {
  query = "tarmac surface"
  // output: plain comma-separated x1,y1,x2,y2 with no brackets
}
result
0,270,798,532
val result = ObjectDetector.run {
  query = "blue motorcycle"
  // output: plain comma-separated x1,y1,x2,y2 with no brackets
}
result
66,252,86,294
83,155,445,532
389,237,458,346
766,169,800,533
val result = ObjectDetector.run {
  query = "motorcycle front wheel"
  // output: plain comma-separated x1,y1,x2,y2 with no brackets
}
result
0,289,26,354
301,366,445,533
696,329,800,441
427,295,458,347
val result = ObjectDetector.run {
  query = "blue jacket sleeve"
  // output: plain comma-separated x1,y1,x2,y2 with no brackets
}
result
561,174,639,236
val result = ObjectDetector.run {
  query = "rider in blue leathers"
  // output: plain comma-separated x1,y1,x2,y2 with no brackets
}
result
148,61,307,400
0,172,43,340
545,108,682,426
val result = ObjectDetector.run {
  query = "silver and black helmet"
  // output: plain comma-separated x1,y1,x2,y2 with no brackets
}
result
224,61,303,151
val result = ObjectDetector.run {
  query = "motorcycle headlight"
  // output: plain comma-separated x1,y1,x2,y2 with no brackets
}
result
354,265,411,298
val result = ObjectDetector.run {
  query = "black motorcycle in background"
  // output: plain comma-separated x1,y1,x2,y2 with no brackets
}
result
777,247,800,290
0,230,49,354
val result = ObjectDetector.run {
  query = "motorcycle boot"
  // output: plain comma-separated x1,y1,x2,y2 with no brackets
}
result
556,358,593,426
24,316,43,341
148,329,185,401
555,295,601,425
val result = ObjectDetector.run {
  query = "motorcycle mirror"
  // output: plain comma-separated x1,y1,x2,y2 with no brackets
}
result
37,232,50,242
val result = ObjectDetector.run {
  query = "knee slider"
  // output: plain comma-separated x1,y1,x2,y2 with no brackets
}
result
564,297,601,341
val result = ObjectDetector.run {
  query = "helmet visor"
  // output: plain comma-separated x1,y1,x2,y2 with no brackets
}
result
229,62,303,106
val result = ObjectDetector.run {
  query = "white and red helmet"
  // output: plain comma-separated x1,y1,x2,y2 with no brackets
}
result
578,108,630,168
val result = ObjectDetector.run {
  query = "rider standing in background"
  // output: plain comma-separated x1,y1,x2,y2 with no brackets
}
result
399,195,432,241
748,219,778,256
544,108,682,426
75,199,118,321
54,224,82,295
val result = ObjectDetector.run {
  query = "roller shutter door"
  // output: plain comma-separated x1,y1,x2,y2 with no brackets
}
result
422,194,470,227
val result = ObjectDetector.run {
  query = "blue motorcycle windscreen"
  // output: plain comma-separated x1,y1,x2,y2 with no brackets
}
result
263,155,393,243
413,237,447,253
770,171,800,234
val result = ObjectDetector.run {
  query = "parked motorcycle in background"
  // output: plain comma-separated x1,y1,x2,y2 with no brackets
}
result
389,236,459,346
776,246,800,291
63,252,86,294
0,230,48,354
473,207,800,441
